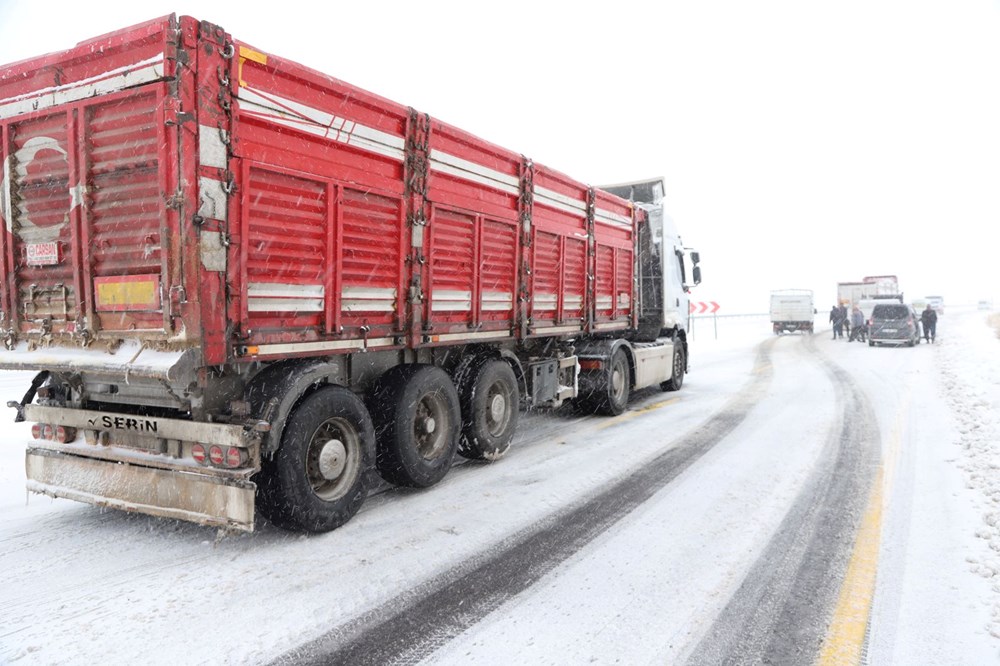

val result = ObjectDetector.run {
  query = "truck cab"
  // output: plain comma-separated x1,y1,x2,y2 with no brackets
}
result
600,178,701,342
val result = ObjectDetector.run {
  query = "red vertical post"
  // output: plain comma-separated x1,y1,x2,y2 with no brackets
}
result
190,18,234,364
324,182,336,335
0,123,12,324
631,205,639,330
404,108,431,349
472,214,483,329
517,157,534,340
65,108,85,329
585,187,596,332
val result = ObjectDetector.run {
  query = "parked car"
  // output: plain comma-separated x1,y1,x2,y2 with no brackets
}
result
868,303,922,347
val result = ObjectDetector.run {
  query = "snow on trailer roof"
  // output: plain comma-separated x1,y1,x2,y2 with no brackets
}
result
0,341,198,383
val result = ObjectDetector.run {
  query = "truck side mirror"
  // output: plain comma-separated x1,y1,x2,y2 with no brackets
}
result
690,251,700,265
692,265,702,285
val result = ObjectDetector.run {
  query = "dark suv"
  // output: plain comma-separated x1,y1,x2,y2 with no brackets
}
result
868,303,922,347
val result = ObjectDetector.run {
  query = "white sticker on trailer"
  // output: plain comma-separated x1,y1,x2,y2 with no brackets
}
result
26,242,59,266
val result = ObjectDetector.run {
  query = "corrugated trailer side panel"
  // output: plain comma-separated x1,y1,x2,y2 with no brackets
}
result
2,111,76,334
424,120,521,342
230,44,411,356
85,87,170,334
592,188,635,330
530,166,590,338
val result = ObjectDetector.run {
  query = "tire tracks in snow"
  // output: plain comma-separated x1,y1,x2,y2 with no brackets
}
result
683,335,882,665
270,339,777,666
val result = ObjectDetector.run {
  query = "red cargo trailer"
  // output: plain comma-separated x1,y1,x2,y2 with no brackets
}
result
0,15,699,532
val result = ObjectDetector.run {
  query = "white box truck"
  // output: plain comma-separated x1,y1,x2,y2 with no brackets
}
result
770,289,815,334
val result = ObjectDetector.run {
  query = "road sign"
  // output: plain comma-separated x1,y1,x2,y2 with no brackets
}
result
689,301,721,314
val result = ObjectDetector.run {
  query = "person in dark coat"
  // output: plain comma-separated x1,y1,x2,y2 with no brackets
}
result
921,304,938,342
849,306,866,342
829,305,844,339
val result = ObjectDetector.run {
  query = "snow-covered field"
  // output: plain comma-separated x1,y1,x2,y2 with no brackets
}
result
0,309,998,664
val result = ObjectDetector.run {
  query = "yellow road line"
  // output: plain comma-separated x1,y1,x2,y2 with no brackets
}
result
595,397,679,430
818,386,910,664
817,464,884,665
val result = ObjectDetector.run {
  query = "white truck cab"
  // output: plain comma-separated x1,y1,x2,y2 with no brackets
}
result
601,178,701,340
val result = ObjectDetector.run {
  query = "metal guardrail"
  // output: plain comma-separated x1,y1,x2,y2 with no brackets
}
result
690,313,770,321
689,312,787,341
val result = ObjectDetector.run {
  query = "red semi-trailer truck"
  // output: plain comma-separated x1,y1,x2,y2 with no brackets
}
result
0,15,700,532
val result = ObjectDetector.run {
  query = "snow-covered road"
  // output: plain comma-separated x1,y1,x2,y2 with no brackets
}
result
1,308,998,665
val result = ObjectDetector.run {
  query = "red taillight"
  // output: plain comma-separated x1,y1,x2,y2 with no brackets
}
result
209,445,224,466
225,447,244,468
54,426,76,443
31,423,42,439
579,359,603,371
192,444,207,464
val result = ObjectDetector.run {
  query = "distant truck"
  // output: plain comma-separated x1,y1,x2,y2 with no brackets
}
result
836,281,869,309
863,275,901,297
838,275,905,325
0,15,702,533
770,289,815,334
838,275,901,310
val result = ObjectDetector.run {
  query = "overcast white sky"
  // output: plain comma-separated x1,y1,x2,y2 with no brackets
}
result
2,0,998,313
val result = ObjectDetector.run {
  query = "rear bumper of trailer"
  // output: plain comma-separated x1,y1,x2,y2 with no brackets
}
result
26,446,256,532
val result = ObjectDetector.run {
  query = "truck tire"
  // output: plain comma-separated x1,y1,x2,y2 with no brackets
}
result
660,343,686,392
458,359,519,461
577,348,630,416
257,386,374,532
371,365,461,487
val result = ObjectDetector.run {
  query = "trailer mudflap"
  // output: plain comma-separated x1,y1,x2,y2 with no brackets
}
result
26,447,255,532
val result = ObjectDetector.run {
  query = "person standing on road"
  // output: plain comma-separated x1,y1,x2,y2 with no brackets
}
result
829,305,844,339
849,305,866,342
921,304,938,343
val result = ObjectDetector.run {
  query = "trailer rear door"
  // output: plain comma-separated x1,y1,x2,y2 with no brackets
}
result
0,17,181,345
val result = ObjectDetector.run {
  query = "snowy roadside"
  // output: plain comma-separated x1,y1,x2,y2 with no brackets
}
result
938,309,1000,639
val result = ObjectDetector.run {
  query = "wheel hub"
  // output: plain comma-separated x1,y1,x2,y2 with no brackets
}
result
489,393,507,422
419,416,437,435
612,368,624,395
317,439,347,480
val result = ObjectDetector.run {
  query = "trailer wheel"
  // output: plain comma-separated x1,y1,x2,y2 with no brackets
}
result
578,348,630,416
257,386,374,532
661,342,686,392
458,360,519,461
372,365,460,487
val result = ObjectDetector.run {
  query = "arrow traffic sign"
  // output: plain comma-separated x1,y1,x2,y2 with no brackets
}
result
689,301,721,314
